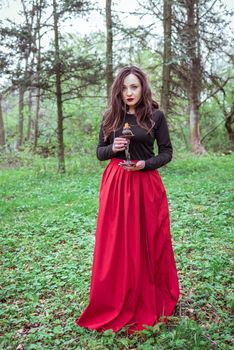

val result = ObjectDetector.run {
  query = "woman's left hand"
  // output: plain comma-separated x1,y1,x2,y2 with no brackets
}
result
123,160,145,171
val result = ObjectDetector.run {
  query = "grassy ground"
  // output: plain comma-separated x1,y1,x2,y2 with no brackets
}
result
0,153,233,350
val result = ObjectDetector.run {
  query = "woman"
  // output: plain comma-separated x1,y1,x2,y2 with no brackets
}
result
76,65,180,334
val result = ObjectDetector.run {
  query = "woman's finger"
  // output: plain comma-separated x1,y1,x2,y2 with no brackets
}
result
112,137,129,152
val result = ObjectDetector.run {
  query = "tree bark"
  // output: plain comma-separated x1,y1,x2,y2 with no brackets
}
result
161,0,172,114
53,0,65,173
17,85,25,148
106,0,113,99
225,104,234,142
187,0,207,154
27,88,33,141
33,0,42,152
0,94,6,148
33,87,40,150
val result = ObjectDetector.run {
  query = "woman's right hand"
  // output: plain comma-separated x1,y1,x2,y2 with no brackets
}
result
112,137,129,153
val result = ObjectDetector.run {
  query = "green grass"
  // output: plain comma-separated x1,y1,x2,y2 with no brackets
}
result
0,153,233,349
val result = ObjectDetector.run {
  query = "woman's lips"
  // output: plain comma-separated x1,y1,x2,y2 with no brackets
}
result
127,98,134,101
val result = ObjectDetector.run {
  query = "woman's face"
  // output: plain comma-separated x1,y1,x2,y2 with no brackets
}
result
122,73,142,112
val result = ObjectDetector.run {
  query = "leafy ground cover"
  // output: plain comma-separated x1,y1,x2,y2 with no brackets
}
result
0,153,233,349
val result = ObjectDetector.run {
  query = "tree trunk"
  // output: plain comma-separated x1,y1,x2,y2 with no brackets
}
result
187,0,207,154
17,85,24,148
161,0,172,114
53,0,65,173
106,0,113,99
27,88,33,141
225,104,234,142
33,87,40,150
33,1,42,151
0,94,6,148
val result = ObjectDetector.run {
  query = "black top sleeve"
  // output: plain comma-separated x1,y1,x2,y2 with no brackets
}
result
143,111,173,171
96,125,116,161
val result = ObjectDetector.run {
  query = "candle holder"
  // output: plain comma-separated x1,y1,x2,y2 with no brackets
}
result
119,122,136,168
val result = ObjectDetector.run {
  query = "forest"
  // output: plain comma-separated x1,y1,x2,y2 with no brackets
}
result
0,0,234,349
0,0,233,170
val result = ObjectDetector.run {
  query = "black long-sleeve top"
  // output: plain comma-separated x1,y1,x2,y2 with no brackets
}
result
96,109,173,171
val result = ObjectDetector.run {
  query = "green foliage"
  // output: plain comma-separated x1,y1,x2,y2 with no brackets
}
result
1,27,234,155
199,77,234,152
0,153,233,349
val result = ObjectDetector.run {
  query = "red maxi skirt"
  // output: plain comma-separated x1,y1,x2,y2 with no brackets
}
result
76,158,180,333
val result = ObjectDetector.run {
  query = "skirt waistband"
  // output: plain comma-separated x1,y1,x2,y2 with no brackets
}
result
110,158,138,164
109,158,158,173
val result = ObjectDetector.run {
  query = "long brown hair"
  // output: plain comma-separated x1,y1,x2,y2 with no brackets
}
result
102,65,159,140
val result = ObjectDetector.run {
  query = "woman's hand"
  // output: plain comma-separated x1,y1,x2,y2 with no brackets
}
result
122,160,145,171
112,137,129,153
